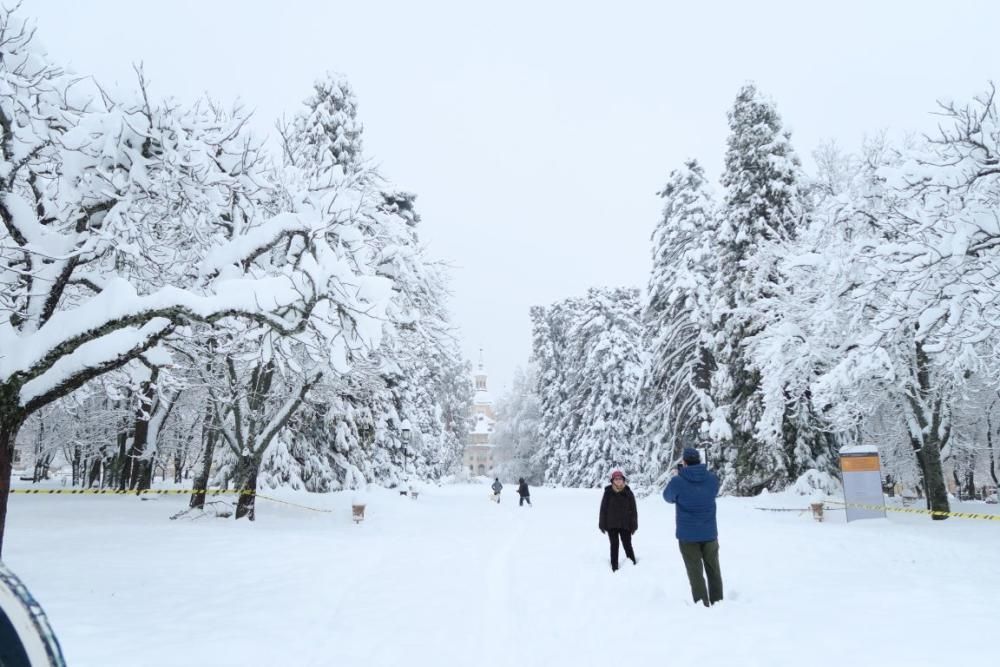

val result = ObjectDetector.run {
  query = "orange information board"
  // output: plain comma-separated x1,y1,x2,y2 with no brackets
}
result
839,446,886,522
840,455,881,473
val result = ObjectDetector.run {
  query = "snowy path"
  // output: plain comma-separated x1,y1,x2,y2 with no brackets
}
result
6,483,1000,666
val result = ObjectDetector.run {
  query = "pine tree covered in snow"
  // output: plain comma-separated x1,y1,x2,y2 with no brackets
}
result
492,364,543,483
636,160,718,482
710,83,815,494
280,73,364,177
265,75,472,490
529,298,583,482
532,289,643,487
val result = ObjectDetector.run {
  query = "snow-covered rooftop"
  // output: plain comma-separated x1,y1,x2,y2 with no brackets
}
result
472,413,495,435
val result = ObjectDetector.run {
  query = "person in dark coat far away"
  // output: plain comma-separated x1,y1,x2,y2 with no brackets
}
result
491,478,503,503
599,470,638,572
517,478,532,506
663,447,723,607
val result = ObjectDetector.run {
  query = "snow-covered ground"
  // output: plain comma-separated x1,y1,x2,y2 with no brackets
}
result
6,481,998,666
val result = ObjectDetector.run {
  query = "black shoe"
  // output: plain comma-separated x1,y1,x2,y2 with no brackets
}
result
629,556,637,565
611,564,619,572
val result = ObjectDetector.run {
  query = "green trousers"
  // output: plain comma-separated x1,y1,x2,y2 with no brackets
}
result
678,539,723,606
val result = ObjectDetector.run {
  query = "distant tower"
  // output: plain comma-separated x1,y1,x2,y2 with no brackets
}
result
464,349,498,476
475,349,487,390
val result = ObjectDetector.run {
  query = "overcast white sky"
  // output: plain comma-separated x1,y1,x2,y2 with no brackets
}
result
23,0,1000,393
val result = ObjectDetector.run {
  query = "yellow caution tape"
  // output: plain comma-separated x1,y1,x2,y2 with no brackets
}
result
825,500,1000,521
3,488,251,495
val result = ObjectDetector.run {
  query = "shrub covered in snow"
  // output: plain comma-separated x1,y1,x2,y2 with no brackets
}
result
790,469,842,499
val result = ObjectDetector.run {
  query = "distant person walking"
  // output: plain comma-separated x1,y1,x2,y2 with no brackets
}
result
599,470,638,572
491,478,503,503
663,447,723,607
517,478,532,506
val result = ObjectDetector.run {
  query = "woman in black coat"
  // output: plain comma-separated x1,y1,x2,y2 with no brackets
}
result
517,478,532,506
598,470,637,571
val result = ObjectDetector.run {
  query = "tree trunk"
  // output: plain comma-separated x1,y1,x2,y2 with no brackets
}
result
88,456,101,487
70,445,81,486
907,341,951,520
113,419,129,490
963,469,976,501
233,454,260,521
126,371,158,490
174,450,184,484
31,417,45,483
189,407,218,510
987,412,999,487
34,452,52,483
912,430,950,519
136,458,153,492
174,419,198,484
0,389,27,558
0,426,15,558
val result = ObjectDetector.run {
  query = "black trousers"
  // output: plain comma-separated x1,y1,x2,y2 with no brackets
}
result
519,495,531,506
678,539,723,606
607,529,635,569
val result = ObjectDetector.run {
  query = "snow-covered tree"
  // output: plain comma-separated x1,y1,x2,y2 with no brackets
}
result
492,364,544,483
636,160,718,482
529,298,583,482
257,76,472,492
0,13,391,550
532,288,643,487
280,73,364,176
750,86,1000,517
710,83,813,493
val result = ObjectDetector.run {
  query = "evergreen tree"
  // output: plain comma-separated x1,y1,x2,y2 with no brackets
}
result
711,83,807,493
529,298,583,483
531,289,643,486
492,365,544,483
266,77,472,489
280,73,364,177
636,160,717,483
566,287,644,486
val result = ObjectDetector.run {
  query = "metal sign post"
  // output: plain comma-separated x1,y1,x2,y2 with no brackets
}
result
839,445,887,522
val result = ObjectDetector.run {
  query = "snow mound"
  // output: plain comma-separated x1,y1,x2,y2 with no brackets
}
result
790,469,842,498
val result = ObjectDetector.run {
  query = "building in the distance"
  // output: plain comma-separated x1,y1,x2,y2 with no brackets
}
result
463,352,499,477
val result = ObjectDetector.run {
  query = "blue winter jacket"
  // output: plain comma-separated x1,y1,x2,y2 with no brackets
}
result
662,464,719,543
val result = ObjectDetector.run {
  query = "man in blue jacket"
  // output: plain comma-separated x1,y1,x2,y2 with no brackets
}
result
663,447,723,607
